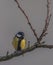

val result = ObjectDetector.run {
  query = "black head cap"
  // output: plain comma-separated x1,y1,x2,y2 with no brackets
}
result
15,32,24,38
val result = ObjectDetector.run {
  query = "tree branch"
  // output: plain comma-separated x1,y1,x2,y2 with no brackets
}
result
0,0,52,62
0,44,53,62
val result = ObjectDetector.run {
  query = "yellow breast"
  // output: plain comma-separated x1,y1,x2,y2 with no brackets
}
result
20,39,26,50
12,37,26,51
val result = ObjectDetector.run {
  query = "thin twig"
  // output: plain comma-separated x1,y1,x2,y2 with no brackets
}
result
39,0,51,41
14,0,40,44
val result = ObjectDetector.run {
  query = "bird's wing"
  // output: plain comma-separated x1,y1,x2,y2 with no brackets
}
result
12,37,19,50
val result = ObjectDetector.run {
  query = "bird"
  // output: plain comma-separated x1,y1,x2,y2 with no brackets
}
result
12,32,26,52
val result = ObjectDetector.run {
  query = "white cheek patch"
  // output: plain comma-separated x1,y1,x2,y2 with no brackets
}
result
16,34,21,37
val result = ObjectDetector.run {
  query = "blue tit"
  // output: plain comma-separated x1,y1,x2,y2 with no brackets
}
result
12,32,26,51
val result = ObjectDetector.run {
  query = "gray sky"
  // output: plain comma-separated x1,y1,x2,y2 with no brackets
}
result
0,0,53,65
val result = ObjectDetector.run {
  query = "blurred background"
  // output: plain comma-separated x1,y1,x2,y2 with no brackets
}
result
0,0,53,65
